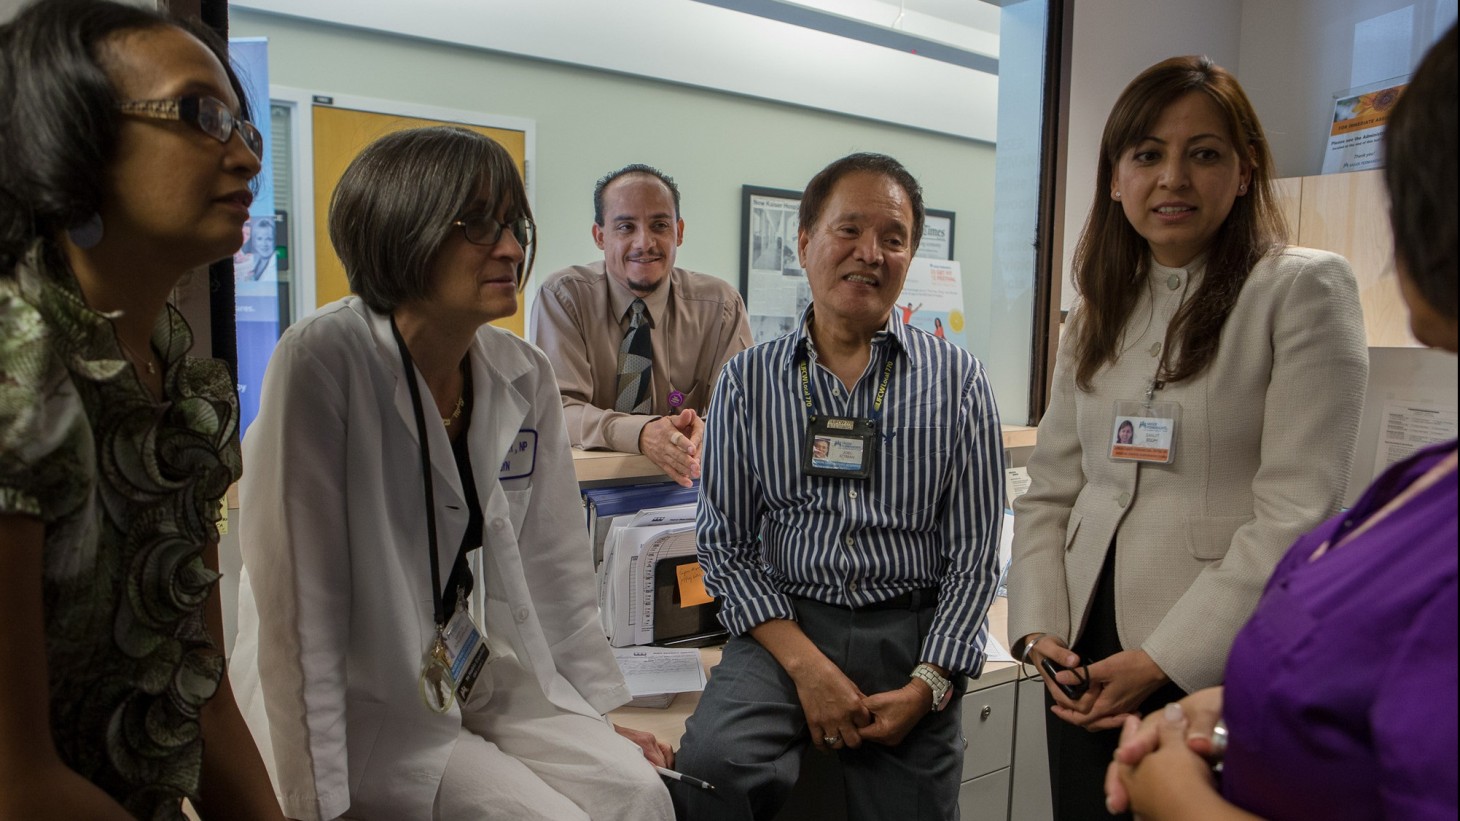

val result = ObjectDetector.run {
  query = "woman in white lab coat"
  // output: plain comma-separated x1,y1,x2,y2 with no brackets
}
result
230,126,673,821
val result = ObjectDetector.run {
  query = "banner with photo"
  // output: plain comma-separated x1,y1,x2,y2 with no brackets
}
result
229,38,276,437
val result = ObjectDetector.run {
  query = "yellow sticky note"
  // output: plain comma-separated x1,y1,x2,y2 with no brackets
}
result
676,561,714,608
217,498,229,536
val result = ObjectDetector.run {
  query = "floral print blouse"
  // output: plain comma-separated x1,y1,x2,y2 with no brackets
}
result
0,244,241,820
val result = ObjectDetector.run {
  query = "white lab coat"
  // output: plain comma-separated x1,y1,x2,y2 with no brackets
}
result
230,297,629,821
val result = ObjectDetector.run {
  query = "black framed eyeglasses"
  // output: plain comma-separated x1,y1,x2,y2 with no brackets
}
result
451,213,537,287
117,96,264,160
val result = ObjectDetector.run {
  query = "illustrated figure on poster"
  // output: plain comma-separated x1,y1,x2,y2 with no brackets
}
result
933,316,945,339
898,301,922,324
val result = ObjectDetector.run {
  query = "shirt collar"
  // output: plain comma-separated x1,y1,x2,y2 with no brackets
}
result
602,260,674,325
787,304,905,367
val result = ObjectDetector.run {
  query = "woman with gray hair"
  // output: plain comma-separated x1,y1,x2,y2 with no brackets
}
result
229,126,673,821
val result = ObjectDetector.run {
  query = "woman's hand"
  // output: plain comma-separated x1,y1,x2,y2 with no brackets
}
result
1020,633,1091,713
1049,648,1169,731
1109,702,1257,820
613,724,674,768
1104,687,1225,814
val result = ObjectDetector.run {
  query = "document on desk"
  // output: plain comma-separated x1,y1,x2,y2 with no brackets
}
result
613,647,707,708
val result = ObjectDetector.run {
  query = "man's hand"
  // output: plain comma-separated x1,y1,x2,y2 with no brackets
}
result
789,656,873,752
639,409,704,487
613,723,674,768
859,682,931,747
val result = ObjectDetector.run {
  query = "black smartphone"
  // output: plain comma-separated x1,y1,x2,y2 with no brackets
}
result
1040,657,1090,699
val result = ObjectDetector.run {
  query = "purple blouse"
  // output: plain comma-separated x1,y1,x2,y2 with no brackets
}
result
1222,440,1458,820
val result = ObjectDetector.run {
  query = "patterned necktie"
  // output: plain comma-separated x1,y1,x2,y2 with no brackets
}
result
615,298,654,413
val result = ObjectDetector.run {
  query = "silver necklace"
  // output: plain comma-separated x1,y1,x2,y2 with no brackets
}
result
116,335,157,375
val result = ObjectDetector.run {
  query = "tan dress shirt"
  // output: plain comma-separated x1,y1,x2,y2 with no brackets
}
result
530,261,753,454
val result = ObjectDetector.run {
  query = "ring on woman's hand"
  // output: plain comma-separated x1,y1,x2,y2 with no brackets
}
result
823,735,840,745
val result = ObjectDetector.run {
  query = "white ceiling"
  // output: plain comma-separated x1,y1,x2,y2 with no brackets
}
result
775,0,1000,55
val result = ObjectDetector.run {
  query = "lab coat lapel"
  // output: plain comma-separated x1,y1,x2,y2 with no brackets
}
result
367,308,468,581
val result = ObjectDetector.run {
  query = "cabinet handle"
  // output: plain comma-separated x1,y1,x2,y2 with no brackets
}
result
980,705,992,720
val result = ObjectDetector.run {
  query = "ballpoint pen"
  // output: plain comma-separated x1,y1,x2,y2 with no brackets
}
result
655,766,716,792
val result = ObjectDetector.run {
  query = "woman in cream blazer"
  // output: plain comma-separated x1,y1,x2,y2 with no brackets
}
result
229,128,671,821
1008,57,1368,819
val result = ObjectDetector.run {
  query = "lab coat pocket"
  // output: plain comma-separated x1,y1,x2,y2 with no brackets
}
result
504,488,533,534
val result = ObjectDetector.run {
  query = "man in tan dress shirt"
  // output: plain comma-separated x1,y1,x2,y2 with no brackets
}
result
530,165,752,486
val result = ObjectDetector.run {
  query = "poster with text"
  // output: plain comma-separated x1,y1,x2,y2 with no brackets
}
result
895,258,967,349
1322,81,1406,174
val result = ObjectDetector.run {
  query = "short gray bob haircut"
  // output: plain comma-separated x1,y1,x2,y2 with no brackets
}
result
329,126,532,312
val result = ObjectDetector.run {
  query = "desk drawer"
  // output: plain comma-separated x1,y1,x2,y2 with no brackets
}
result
961,680,1015,780
958,767,1011,820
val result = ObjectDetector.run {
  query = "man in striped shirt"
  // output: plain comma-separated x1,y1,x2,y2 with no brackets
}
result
670,154,1005,820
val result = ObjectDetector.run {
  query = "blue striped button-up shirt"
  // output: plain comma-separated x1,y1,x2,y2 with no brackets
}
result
697,310,1005,675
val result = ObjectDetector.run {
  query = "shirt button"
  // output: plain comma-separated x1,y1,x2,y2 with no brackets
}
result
492,518,507,530
1148,342,1161,357
849,581,859,592
515,606,530,623
1167,274,1182,290
846,536,854,547
833,389,842,398
1116,492,1131,508
848,489,858,499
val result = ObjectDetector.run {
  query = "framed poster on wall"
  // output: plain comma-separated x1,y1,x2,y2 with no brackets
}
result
740,186,807,344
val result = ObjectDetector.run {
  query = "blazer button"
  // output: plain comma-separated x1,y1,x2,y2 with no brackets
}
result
515,606,530,623
492,517,508,531
1116,492,1131,508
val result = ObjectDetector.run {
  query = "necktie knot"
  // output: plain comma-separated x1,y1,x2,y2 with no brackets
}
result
629,298,648,327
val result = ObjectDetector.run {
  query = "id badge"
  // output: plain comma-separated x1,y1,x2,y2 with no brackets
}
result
804,415,877,479
1110,400,1181,464
441,605,490,702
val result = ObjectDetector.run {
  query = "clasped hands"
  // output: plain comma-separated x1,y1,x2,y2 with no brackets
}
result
1022,634,1170,732
793,658,937,752
1103,687,1230,819
639,409,703,488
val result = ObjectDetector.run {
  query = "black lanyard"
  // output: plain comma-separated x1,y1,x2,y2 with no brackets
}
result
390,316,448,629
798,354,895,420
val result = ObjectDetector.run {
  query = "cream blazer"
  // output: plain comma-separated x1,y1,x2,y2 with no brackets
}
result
1008,248,1368,692
229,298,627,821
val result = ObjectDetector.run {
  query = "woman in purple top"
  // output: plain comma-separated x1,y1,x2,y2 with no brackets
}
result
1104,24,1458,821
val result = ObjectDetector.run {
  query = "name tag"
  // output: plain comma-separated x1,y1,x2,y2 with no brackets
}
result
500,430,538,479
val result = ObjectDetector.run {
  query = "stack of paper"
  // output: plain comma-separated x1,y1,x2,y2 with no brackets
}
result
582,482,699,567
612,646,707,709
